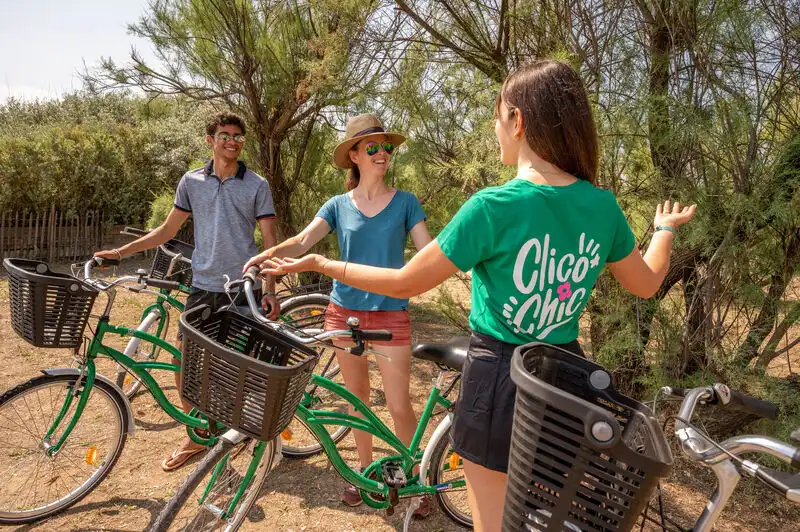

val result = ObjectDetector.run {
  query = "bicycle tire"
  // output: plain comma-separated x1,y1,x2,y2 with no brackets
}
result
0,374,128,524
115,306,169,397
430,430,472,528
151,436,278,532
277,294,350,458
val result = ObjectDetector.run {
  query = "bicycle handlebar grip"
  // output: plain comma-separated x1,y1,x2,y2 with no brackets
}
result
244,265,260,282
146,278,181,291
122,226,149,236
96,257,121,267
728,390,779,420
361,330,393,341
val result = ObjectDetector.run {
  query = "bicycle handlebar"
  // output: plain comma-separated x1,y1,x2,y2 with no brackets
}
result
663,384,799,503
664,384,779,420
227,270,392,354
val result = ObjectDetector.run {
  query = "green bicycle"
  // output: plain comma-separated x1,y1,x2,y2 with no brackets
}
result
152,268,472,531
0,257,334,524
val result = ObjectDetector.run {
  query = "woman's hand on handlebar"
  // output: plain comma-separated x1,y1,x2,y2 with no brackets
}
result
259,254,326,276
242,248,275,273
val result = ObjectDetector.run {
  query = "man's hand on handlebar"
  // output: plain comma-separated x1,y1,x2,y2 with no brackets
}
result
94,249,123,262
262,293,280,320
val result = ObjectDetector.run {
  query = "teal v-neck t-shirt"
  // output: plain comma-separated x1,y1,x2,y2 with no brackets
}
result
437,178,636,345
316,190,426,311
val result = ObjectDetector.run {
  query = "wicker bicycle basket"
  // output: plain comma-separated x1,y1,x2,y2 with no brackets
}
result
503,343,673,532
150,239,194,287
178,305,319,441
3,258,99,349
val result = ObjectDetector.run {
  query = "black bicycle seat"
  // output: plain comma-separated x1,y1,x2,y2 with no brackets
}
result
412,337,469,371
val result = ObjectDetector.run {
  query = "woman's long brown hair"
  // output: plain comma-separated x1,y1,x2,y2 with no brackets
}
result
345,142,361,191
495,60,599,184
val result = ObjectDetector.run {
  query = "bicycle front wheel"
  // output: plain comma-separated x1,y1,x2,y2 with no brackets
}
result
0,374,128,524
152,436,279,531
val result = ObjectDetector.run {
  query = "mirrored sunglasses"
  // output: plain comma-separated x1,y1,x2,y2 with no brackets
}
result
215,133,246,143
364,141,395,156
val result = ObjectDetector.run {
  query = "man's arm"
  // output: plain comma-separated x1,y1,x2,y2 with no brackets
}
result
94,208,190,260
258,216,281,319
258,217,278,293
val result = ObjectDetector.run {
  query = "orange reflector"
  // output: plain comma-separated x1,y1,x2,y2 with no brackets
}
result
281,428,293,441
311,310,323,316
448,452,460,470
85,445,98,465
124,375,132,386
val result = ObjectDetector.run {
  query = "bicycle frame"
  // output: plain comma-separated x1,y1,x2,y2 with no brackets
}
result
293,371,462,508
42,316,210,455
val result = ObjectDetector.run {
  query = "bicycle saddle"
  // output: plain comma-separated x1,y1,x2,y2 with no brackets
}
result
412,337,469,371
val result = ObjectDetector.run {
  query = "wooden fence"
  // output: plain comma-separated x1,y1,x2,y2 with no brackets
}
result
0,208,106,262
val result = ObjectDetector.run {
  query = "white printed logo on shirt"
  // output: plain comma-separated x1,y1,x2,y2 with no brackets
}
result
503,233,601,340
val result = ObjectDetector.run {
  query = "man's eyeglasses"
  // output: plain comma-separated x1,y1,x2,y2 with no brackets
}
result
364,141,395,156
215,133,246,143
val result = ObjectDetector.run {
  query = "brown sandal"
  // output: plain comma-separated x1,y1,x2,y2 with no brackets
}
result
161,446,205,472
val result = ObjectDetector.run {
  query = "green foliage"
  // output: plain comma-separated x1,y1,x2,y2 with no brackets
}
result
146,191,176,229
0,94,209,223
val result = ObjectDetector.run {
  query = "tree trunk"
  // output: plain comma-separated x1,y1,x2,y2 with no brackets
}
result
735,234,800,368
254,132,296,240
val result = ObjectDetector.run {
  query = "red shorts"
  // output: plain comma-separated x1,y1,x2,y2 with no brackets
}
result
323,302,411,346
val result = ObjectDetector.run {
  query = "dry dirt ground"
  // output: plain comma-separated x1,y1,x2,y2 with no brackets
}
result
1,259,798,531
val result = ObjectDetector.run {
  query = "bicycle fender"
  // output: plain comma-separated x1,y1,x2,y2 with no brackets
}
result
40,368,136,435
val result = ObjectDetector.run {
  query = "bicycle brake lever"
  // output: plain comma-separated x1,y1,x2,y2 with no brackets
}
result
222,274,245,295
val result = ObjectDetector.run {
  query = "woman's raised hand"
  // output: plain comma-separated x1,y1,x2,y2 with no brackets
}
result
258,254,327,277
654,200,696,229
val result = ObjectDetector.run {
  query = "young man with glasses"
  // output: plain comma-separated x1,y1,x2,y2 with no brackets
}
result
94,111,280,471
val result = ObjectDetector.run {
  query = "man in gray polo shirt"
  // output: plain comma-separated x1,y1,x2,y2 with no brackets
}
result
94,111,280,470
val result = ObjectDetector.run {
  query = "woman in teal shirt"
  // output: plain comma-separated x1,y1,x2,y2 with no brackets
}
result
244,113,433,513
255,61,696,531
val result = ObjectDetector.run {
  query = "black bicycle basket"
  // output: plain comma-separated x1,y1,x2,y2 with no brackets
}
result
3,258,99,349
504,343,673,532
150,238,194,287
178,305,319,441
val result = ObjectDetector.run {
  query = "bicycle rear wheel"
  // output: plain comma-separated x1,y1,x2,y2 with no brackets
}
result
0,374,128,524
430,429,472,528
277,294,350,458
152,436,279,531
115,306,169,397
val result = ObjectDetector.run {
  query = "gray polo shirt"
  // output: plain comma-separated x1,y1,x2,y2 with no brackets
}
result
174,160,275,292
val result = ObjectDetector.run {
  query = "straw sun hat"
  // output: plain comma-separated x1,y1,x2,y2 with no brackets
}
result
333,114,406,169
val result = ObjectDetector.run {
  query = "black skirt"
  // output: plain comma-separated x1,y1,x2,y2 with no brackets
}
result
450,330,583,473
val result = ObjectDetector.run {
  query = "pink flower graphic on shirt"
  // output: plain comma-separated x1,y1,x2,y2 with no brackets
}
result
557,282,572,301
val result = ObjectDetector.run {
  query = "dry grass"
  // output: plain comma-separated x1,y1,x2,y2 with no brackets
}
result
0,260,798,531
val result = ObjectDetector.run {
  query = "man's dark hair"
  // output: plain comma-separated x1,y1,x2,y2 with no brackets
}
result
205,111,247,137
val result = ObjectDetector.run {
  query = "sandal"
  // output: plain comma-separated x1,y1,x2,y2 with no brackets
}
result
161,445,205,472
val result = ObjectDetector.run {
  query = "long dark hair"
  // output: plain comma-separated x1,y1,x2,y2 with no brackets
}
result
495,60,598,184
345,143,361,191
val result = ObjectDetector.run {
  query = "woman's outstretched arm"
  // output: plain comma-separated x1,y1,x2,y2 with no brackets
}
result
260,239,459,299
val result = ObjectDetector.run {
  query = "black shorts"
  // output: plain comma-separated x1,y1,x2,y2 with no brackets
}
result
175,288,262,342
450,331,583,473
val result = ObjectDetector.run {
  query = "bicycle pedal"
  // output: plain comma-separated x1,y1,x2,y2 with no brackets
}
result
381,461,407,488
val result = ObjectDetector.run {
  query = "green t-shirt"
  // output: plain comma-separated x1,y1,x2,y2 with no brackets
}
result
437,178,636,345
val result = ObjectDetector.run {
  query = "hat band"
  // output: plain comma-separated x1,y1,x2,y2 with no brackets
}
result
352,126,385,138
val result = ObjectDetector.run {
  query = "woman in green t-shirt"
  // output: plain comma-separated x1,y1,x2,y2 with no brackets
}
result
254,60,696,531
